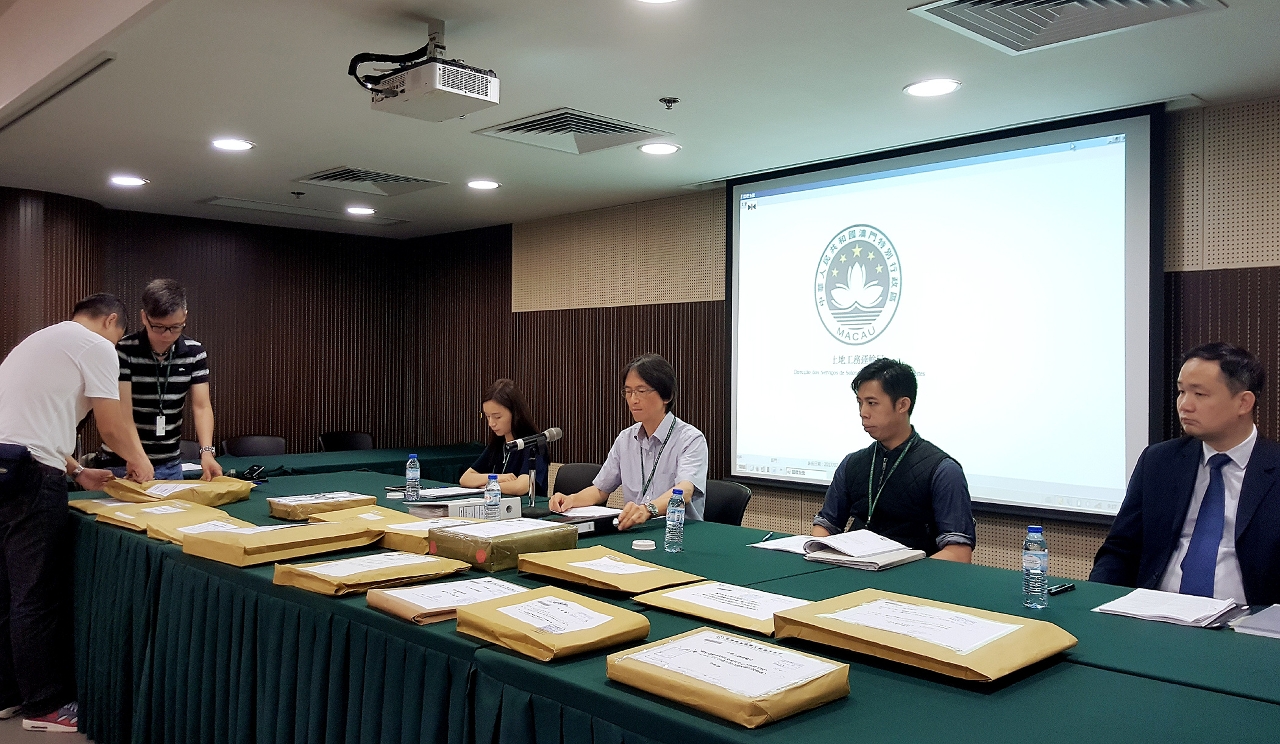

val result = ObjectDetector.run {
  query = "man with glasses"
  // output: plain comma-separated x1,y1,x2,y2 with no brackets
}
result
97,279,222,481
549,353,708,530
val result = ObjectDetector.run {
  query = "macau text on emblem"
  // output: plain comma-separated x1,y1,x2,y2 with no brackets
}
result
813,224,902,345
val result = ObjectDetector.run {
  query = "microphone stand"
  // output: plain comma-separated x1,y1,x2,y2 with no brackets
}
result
525,440,539,509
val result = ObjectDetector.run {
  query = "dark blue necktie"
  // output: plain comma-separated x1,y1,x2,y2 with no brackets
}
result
1180,453,1233,597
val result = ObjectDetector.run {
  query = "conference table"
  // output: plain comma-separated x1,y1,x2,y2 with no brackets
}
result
70,466,1280,744
214,444,484,481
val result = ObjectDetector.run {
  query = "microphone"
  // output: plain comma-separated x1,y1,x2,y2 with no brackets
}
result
505,427,562,451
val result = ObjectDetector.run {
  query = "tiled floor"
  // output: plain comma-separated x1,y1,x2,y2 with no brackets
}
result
0,716,90,742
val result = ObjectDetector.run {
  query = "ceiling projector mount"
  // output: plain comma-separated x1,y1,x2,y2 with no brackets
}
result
347,17,499,122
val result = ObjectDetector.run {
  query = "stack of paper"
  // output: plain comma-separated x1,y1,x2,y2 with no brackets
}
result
368,577,528,624
1092,588,1239,627
746,535,811,555
1233,605,1280,639
801,530,925,570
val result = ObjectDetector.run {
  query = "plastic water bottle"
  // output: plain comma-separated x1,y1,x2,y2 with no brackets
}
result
405,454,420,502
1022,525,1049,609
484,474,502,520
664,489,685,553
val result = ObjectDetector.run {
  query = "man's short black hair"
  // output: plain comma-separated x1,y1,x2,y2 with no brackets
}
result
622,353,677,413
141,278,187,318
1183,342,1266,400
851,358,918,415
72,293,126,325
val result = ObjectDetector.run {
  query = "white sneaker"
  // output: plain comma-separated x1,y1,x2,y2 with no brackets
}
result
22,701,78,733
0,704,20,720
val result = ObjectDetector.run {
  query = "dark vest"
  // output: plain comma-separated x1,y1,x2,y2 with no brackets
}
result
838,432,954,555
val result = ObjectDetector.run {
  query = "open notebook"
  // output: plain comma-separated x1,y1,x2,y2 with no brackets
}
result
801,530,925,571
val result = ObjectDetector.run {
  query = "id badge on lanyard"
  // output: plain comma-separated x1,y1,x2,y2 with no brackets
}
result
155,413,166,437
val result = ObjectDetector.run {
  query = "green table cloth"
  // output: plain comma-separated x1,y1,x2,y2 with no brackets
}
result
216,444,484,482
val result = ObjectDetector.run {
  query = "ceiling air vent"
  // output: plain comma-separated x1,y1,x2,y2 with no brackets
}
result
910,0,1227,55
474,108,670,154
294,166,445,196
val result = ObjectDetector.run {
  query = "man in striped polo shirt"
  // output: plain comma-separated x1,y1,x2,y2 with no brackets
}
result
98,279,223,481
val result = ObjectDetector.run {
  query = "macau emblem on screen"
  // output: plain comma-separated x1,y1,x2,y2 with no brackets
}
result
813,224,902,345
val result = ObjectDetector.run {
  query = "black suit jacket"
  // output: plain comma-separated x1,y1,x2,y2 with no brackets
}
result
1091,434,1280,605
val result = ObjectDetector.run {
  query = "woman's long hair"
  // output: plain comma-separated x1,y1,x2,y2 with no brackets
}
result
482,379,538,448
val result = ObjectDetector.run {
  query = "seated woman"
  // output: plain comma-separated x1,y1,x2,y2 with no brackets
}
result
548,354,708,530
459,379,549,497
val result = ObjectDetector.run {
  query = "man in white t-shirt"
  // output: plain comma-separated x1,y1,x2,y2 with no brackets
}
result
0,293,153,733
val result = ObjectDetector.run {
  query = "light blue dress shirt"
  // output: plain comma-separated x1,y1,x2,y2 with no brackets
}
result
593,412,709,520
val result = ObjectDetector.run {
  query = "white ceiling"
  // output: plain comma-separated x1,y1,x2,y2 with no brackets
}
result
1,0,1279,239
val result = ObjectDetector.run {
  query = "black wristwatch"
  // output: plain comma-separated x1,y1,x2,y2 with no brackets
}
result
645,503,659,519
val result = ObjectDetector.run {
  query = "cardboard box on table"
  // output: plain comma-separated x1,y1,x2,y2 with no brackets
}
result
606,628,849,728
517,545,703,594
182,521,382,567
633,580,808,636
773,588,1078,682
266,492,378,520
103,476,252,507
273,551,470,596
428,518,578,572
378,517,481,554
455,585,649,661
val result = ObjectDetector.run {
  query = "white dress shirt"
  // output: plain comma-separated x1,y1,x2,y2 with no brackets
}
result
1158,426,1256,602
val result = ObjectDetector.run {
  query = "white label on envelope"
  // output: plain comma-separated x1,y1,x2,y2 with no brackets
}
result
497,596,612,634
566,556,660,575
662,583,809,622
445,518,552,539
145,483,200,497
625,630,838,698
303,552,438,578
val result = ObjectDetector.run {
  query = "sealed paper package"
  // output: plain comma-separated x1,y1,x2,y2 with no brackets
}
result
773,588,1078,681
70,497,136,515
103,476,252,507
149,515,257,544
606,628,849,728
95,498,227,532
517,545,703,594
181,521,381,567
455,585,649,661
307,504,419,525
273,550,470,596
368,576,529,625
428,518,577,572
634,581,811,636
266,491,378,520
378,517,481,554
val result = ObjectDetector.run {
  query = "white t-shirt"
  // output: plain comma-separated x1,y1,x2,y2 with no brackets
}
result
0,321,120,469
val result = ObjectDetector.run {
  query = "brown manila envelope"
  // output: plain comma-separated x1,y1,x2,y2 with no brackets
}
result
182,521,382,567
517,545,703,594
266,492,378,520
148,515,257,545
606,627,849,728
376,517,481,554
272,550,470,596
773,588,1078,682
633,581,811,636
455,585,649,661
103,476,253,507
95,498,227,532
70,497,139,515
367,576,530,625
428,518,578,572
307,504,420,525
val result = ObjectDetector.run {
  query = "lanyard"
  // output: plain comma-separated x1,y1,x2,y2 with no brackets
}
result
866,433,915,524
152,345,175,412
639,417,677,502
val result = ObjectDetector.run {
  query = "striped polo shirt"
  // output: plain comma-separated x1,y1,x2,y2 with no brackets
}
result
98,331,210,466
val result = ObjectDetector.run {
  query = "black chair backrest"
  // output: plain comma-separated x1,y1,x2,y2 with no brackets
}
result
552,463,602,496
179,440,201,461
318,431,374,452
703,479,752,526
221,435,287,458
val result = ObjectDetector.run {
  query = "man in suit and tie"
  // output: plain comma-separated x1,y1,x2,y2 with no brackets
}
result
1091,342,1280,605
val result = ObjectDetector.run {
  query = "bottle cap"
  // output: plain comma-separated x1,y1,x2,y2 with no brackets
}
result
1028,525,1043,533
632,539,656,551
488,473,499,480
409,454,418,459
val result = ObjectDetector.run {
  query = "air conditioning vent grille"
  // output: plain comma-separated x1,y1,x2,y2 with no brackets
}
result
911,0,1227,54
476,108,668,154
295,167,445,196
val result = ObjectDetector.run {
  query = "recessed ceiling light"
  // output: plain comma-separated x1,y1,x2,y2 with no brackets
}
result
467,179,501,190
346,206,376,215
904,78,962,97
639,142,680,155
635,0,679,3
212,138,255,151
110,175,148,187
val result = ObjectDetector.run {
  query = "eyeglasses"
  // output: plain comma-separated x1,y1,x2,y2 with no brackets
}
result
143,314,186,335
621,387,657,399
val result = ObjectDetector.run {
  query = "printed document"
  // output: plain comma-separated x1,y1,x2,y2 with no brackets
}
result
140,504,188,514
497,597,612,634
566,556,659,575
626,630,838,698
561,506,623,518
662,582,809,621
747,535,811,555
820,599,1022,655
803,530,907,557
268,491,369,504
389,518,475,532
418,487,484,498
177,520,243,535
384,577,528,613
145,483,201,497
304,552,438,578
1092,588,1237,627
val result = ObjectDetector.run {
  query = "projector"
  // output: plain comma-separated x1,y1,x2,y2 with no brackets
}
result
369,59,499,122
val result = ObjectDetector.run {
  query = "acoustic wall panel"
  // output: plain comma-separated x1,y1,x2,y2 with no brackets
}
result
1164,108,1204,272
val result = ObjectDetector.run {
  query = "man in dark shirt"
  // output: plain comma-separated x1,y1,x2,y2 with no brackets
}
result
812,358,976,561
98,279,222,480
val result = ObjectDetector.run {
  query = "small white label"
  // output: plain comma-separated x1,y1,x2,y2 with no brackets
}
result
624,630,838,698
303,552,438,578
358,512,387,521
177,520,242,535
566,556,660,575
140,504,187,515
145,483,201,497
497,596,612,634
